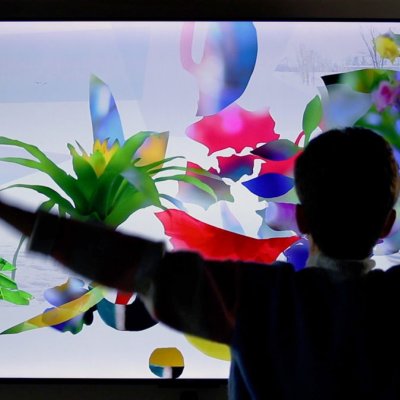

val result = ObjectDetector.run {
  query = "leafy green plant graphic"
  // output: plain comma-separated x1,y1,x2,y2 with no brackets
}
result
0,74,221,333
0,257,32,305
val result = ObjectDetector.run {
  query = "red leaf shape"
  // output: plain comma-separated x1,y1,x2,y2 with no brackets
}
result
186,104,280,155
156,209,299,263
259,152,302,177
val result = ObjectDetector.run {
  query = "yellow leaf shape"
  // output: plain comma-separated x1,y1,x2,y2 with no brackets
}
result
185,334,231,361
135,132,169,167
1,285,105,334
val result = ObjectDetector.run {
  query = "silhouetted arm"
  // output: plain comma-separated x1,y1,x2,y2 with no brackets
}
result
0,199,244,343
0,199,164,291
0,200,36,236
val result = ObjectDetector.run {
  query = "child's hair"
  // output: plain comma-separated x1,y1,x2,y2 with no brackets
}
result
294,127,399,259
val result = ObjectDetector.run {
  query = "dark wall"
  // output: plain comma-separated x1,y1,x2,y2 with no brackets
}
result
3,0,400,20
0,380,228,399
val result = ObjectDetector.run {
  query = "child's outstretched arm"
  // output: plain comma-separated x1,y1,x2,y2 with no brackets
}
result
0,199,240,344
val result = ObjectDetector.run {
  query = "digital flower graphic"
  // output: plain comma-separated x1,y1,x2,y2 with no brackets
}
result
0,74,221,336
80,139,120,177
43,278,93,334
375,35,400,63
186,103,279,156
371,78,400,113
372,80,396,111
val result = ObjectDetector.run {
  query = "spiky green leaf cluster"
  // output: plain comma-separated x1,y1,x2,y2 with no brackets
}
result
0,132,219,227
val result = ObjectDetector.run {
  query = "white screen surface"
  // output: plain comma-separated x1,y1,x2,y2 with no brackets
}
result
0,21,399,378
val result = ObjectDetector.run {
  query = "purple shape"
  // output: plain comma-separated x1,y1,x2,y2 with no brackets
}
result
263,202,300,234
251,139,300,161
44,278,87,307
284,238,309,271
242,173,294,199
374,227,400,255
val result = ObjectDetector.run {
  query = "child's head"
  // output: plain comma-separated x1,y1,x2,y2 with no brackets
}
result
295,127,399,259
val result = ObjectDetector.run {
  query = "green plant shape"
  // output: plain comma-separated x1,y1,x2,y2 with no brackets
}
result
0,257,33,305
0,133,217,227
0,75,220,333
302,95,323,145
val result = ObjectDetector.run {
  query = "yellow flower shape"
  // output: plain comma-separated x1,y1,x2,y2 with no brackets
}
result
375,35,400,63
85,139,119,177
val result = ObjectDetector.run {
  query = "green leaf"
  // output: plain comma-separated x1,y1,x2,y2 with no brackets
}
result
68,143,98,200
92,132,152,216
39,199,56,213
141,156,184,173
103,174,125,216
0,136,89,212
155,174,218,201
104,132,152,176
148,165,214,178
302,95,322,145
104,166,163,227
0,259,15,272
0,156,43,170
122,166,162,207
1,184,77,217
0,288,32,305
104,189,151,227
0,273,17,289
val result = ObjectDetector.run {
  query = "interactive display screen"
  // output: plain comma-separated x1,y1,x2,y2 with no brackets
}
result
1,21,400,379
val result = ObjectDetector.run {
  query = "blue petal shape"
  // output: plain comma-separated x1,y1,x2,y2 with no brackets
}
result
242,173,294,199
44,278,87,307
251,139,300,161
90,74,125,147
284,238,309,271
182,22,258,116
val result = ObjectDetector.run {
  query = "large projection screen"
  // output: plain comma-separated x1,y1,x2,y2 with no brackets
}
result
1,21,400,379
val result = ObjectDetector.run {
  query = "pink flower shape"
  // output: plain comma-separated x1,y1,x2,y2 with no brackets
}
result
372,81,395,111
186,104,279,155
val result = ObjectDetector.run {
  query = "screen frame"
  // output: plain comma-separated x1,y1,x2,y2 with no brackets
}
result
2,0,400,21
1,1,400,394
